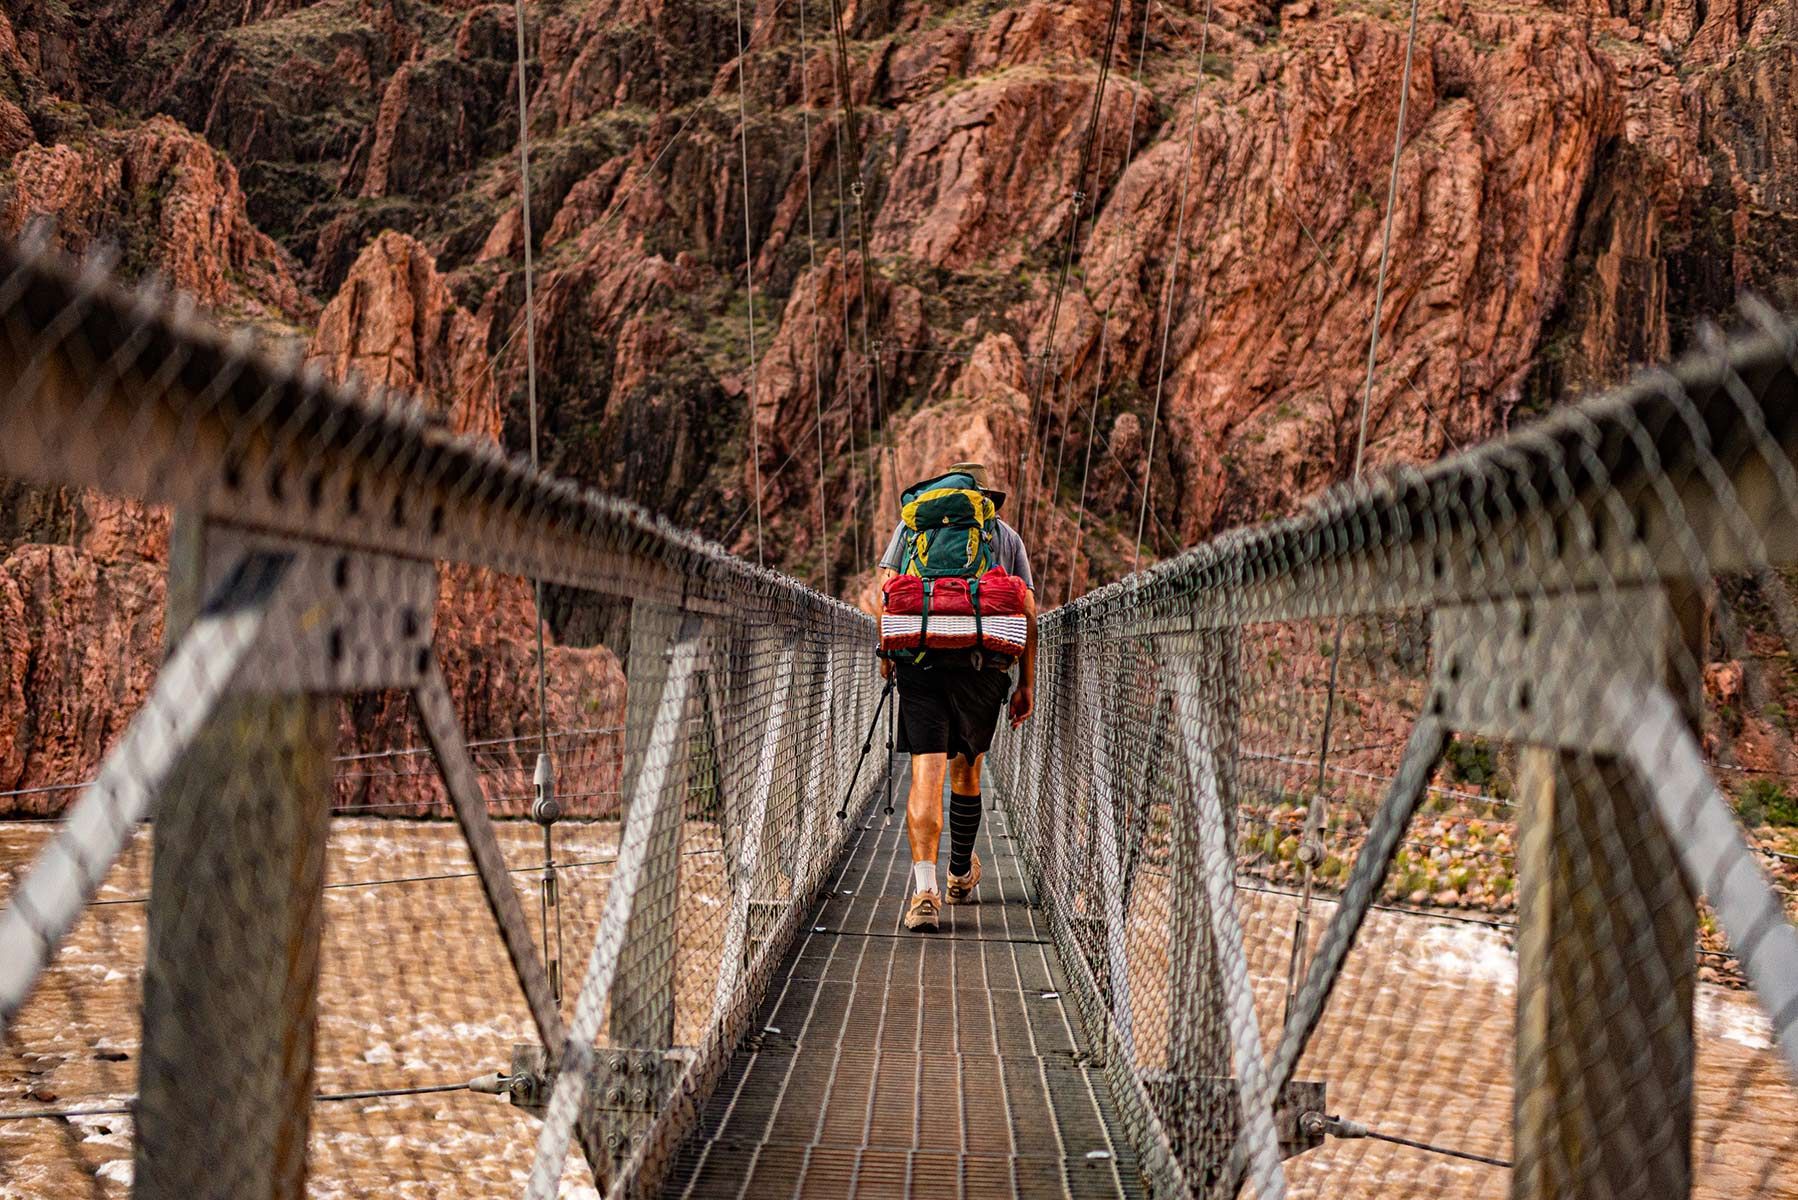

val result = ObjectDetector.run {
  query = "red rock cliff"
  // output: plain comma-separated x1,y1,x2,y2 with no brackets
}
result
0,0,1793,802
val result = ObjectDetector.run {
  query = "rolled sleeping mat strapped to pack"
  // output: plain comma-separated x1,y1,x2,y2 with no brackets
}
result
879,569,1028,658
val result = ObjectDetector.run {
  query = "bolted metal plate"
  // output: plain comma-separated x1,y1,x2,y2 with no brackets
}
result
1431,589,1668,754
206,527,438,694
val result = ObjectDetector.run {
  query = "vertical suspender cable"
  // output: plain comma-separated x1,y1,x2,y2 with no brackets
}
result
1134,0,1214,576
1289,0,1424,1025
824,0,896,540
822,2,865,567
1315,0,1422,804
1062,0,1157,603
1017,0,1127,541
1065,315,1108,604
734,0,767,567
1349,0,1420,482
512,2,550,739
512,0,562,1004
798,0,832,595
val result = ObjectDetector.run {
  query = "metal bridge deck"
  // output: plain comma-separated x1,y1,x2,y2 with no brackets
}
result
667,770,1144,1199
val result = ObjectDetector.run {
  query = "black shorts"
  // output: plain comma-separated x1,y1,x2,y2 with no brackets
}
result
894,663,1013,760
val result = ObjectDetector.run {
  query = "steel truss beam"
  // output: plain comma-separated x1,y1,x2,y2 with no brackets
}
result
1616,680,1798,1081
0,534,440,1030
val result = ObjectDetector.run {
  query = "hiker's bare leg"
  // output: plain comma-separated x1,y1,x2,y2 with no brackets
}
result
948,753,982,795
907,752,947,865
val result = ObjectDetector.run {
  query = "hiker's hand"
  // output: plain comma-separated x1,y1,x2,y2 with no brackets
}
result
1009,684,1034,727
880,656,892,680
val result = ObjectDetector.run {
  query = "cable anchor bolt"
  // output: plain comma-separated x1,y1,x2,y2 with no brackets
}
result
531,751,559,826
1302,1112,1367,1140
850,178,865,200
1296,794,1328,868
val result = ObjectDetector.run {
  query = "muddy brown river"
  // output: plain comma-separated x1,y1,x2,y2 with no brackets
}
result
1,819,1793,1197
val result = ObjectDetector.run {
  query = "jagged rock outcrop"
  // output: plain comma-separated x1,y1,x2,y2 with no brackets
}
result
749,249,928,567
0,0,1795,803
11,0,1787,596
0,544,164,811
0,101,308,807
0,225,630,813
310,233,628,815
353,7,517,200
0,115,310,321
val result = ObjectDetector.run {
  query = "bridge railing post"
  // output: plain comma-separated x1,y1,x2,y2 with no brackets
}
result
1160,622,1242,1185
746,636,801,963
1509,585,1705,1200
133,514,333,1200
597,598,702,1171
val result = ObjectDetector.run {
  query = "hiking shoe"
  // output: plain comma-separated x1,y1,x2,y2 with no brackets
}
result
904,888,941,932
946,853,982,905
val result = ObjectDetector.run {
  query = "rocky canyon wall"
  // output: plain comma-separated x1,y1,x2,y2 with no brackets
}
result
0,0,1793,801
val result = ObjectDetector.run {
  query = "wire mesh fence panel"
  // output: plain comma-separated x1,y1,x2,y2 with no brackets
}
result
0,237,881,1199
5,230,1798,1200
991,307,1798,1200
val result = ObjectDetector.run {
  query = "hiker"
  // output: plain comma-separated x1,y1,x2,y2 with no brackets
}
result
875,461,1036,932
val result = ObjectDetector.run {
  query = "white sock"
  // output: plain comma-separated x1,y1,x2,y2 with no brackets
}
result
911,860,938,895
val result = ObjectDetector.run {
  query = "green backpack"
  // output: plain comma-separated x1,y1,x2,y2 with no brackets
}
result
897,471,999,580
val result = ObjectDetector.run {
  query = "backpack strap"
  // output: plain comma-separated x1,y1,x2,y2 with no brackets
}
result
969,575,984,653
914,579,933,665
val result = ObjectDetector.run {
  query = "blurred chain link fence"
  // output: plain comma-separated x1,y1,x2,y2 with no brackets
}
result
0,234,881,1198
990,304,1798,1198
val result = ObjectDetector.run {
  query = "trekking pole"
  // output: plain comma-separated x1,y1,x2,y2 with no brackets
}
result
883,673,897,823
837,673,897,820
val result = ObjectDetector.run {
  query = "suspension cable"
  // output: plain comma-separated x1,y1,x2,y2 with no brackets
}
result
798,0,832,594
1297,0,1425,1021
1134,0,1215,576
0,1080,487,1123
1061,0,1159,601
1017,0,1129,540
1350,0,1422,481
1065,314,1109,604
819,12,866,568
732,0,767,567
509,0,552,759
509,4,567,1008
1304,1113,1512,1169
825,58,863,573
823,0,896,540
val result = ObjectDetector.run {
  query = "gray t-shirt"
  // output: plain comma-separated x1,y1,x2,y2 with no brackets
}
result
879,518,1034,591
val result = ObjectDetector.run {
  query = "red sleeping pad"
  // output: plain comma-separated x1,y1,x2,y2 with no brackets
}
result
880,569,1028,657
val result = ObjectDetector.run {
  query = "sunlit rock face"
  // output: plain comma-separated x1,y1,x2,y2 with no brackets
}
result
0,0,1794,802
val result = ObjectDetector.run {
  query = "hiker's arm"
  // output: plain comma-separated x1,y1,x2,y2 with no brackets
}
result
1010,587,1037,726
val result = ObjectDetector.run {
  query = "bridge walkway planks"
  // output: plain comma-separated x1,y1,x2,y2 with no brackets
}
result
666,767,1144,1199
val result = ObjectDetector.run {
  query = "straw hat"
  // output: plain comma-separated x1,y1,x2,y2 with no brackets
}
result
947,460,1008,511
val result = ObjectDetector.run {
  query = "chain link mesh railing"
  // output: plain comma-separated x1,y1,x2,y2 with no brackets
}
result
989,305,1798,1198
0,233,882,1198
4,230,1798,1200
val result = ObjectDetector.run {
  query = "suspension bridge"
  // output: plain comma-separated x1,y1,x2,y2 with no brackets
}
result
0,214,1796,1200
